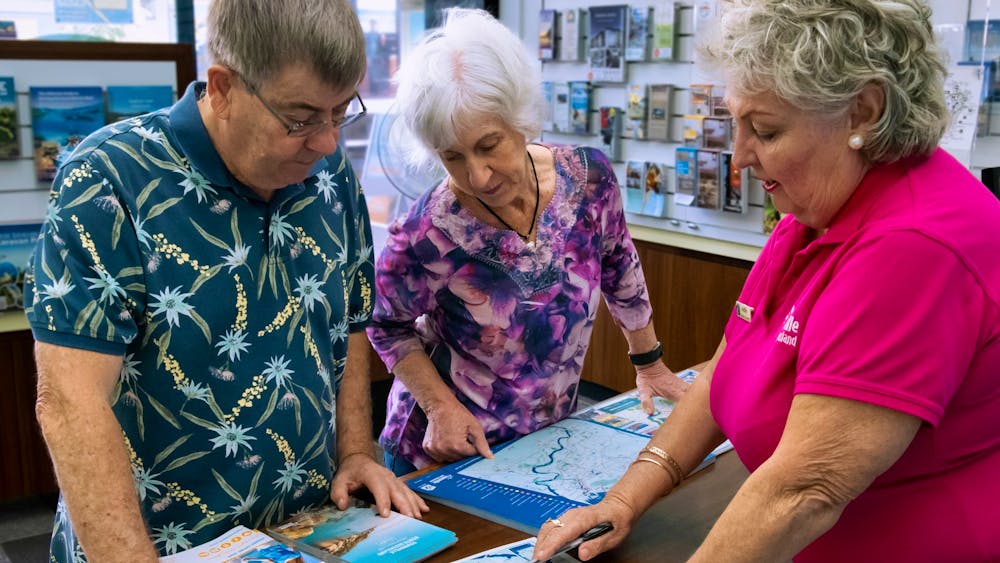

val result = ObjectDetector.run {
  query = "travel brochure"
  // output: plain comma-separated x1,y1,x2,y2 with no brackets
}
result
106,85,174,123
0,222,43,311
14,84,175,182
0,76,18,160
267,505,456,563
408,375,731,535
160,504,456,563
160,525,323,563
29,86,105,182
453,537,577,562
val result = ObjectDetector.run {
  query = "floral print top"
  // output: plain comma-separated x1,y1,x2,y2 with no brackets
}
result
24,83,374,561
368,145,653,468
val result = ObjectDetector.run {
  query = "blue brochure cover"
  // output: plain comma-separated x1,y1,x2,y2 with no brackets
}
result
568,81,591,134
267,505,456,562
30,86,105,182
0,222,43,310
106,85,174,123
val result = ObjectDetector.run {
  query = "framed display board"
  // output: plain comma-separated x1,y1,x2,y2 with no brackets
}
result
0,41,195,224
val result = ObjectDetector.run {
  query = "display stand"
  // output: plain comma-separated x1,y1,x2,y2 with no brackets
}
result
531,1,768,254
0,41,195,224
0,40,195,502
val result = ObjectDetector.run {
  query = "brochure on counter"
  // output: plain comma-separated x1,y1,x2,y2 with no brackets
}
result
453,537,578,562
160,503,456,563
407,372,732,534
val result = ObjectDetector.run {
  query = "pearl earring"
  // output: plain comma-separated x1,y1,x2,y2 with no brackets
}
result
848,134,864,150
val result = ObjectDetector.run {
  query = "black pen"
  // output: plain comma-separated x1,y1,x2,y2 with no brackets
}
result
530,522,614,562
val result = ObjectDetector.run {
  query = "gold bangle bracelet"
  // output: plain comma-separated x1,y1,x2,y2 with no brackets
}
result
632,456,681,488
641,446,685,484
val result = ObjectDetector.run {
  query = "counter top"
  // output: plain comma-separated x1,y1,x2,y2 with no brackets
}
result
628,223,763,263
0,310,29,334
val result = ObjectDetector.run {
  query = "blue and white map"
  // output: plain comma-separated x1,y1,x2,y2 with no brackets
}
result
459,418,647,504
408,376,725,533
454,537,578,562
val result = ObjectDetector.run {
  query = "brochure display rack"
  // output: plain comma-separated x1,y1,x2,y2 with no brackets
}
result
0,40,195,502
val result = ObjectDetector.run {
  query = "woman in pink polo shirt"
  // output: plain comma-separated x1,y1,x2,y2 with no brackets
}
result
534,1,1000,561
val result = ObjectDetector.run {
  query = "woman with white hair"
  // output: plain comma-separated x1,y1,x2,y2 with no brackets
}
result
367,8,689,476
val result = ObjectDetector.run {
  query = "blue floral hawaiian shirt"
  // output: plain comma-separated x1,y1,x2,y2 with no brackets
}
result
24,82,374,561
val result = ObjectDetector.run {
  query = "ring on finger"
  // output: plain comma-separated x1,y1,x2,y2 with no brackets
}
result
546,517,565,528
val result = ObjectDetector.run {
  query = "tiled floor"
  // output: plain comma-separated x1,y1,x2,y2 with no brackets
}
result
0,495,55,563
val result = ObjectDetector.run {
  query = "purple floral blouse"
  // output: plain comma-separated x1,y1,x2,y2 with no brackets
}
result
367,145,653,468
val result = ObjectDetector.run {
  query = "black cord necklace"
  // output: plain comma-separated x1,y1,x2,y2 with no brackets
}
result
476,151,540,246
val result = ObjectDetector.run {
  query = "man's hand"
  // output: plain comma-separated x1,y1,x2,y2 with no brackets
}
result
331,452,429,518
636,361,689,415
423,403,493,463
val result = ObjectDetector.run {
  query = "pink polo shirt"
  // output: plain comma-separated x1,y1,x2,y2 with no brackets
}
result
711,149,1000,562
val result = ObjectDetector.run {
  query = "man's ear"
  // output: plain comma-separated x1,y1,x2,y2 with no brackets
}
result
850,82,886,132
204,64,237,120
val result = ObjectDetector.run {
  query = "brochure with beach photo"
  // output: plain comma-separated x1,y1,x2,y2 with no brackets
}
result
106,85,174,123
29,86,105,182
0,222,43,310
267,505,457,563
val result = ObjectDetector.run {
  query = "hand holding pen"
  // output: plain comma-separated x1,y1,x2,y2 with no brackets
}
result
532,500,634,562
530,521,613,562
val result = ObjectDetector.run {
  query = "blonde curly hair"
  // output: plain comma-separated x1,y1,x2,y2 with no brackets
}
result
699,0,948,163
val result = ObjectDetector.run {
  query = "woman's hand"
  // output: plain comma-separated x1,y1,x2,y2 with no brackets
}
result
636,360,689,414
423,402,494,463
531,494,638,561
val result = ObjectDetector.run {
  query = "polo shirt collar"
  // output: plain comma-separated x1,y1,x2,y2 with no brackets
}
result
168,82,327,201
170,82,237,189
812,153,927,245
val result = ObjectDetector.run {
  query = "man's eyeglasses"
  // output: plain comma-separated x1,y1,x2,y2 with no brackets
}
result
242,77,367,137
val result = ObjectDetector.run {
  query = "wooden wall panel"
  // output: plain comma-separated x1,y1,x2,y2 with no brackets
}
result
581,241,752,392
0,329,57,501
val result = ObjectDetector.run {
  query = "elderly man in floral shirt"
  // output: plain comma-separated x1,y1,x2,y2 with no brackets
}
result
25,1,425,561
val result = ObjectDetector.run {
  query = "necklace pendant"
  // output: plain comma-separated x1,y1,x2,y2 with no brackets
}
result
525,239,536,251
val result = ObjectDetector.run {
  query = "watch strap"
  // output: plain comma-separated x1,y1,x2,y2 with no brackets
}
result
629,341,663,366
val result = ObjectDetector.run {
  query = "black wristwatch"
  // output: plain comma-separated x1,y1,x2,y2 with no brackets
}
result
629,341,663,366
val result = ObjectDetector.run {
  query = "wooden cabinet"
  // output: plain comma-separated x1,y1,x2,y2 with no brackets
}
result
581,240,752,392
0,329,57,501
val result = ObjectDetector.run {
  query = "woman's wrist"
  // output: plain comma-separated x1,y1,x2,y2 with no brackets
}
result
629,341,663,366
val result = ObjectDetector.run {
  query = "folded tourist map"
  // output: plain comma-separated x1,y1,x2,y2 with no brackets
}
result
408,377,731,534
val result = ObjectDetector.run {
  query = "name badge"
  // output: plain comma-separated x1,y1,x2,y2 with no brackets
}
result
736,301,754,323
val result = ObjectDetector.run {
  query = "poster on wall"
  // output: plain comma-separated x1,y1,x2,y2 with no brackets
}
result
940,64,984,168
54,0,134,24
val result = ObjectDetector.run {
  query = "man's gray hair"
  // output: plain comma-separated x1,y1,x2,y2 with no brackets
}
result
394,8,545,170
208,0,366,90
700,0,948,163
